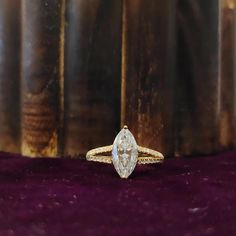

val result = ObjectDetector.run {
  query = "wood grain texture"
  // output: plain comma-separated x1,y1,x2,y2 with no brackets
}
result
219,0,236,149
1,0,236,158
122,0,176,157
0,0,21,153
176,0,220,156
21,0,64,157
64,0,122,156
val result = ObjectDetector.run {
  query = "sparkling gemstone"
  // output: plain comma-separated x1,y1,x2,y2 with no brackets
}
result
112,127,138,178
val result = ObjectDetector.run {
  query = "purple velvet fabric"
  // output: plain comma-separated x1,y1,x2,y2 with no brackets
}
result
0,152,236,235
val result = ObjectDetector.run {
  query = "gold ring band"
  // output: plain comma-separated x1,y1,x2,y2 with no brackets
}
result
86,125,164,179
86,145,164,164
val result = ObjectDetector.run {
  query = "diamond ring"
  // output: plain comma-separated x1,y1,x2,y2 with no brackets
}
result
86,125,164,179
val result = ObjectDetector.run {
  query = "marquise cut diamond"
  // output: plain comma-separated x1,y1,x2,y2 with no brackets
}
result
112,126,138,178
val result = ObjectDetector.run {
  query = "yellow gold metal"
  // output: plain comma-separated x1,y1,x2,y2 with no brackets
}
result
86,145,164,165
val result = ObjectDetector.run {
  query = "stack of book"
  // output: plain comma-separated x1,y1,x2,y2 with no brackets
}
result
0,0,235,158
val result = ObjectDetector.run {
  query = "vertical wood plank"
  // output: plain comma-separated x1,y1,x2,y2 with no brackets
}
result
122,0,176,156
21,0,64,157
176,0,220,156
219,0,236,149
64,0,122,156
0,0,21,153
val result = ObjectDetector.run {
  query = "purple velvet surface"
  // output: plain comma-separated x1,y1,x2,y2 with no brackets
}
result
0,152,236,236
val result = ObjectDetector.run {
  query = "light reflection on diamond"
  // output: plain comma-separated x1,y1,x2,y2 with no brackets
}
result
112,127,138,178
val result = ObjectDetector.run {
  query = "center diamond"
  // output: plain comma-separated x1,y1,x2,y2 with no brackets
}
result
112,126,138,178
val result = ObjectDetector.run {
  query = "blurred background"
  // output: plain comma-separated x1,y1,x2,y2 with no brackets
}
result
0,0,235,158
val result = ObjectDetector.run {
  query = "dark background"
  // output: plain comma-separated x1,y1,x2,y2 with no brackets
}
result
0,0,235,158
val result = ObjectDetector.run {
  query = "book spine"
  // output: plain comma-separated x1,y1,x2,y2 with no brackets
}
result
64,0,122,156
176,0,220,156
0,0,21,153
21,0,64,157
219,0,236,149
121,0,176,156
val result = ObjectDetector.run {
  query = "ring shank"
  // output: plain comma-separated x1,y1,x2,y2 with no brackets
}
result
86,145,164,164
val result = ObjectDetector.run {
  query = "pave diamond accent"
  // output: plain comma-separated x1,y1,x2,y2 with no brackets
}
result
112,126,138,178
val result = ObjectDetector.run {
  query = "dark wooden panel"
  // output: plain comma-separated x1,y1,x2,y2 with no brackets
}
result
220,0,236,149
176,0,220,156
122,0,176,156
0,0,21,153
21,0,64,157
64,0,122,156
